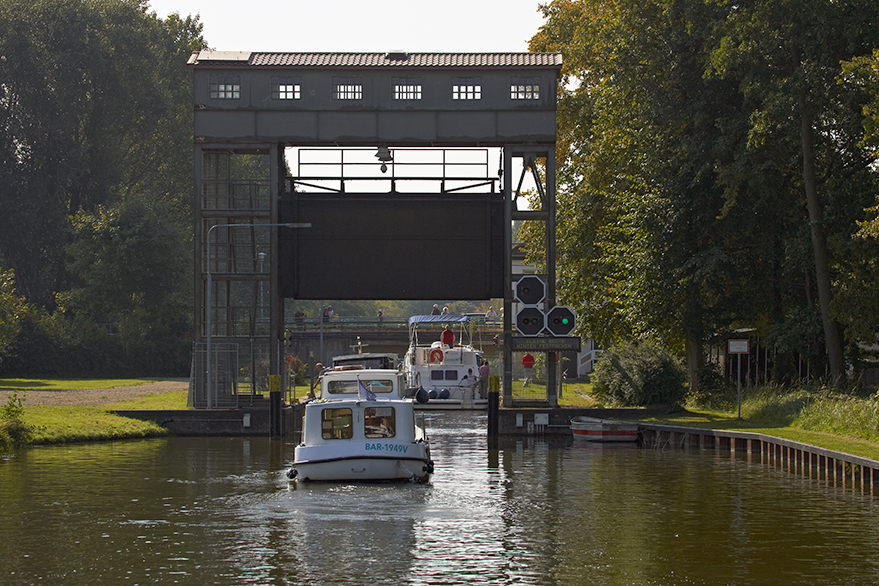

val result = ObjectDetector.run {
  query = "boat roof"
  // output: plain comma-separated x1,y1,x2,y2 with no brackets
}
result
408,314,471,325
322,366,399,377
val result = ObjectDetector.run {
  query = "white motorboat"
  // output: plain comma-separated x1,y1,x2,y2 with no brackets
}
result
570,416,639,442
402,315,488,410
286,366,433,483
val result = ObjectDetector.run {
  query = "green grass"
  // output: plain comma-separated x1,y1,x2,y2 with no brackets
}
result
631,385,879,461
107,390,189,410
22,405,170,444
0,378,159,391
510,380,599,407
0,381,189,449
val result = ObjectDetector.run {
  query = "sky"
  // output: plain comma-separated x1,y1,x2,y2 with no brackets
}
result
146,0,549,54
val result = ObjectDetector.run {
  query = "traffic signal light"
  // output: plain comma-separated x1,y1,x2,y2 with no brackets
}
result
515,307,545,337
545,306,576,336
284,329,292,348
515,275,545,306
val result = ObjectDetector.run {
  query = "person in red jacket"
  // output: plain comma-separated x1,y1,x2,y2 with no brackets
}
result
522,353,535,387
441,325,454,347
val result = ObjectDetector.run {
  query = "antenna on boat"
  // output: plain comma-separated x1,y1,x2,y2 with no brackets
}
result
350,336,369,355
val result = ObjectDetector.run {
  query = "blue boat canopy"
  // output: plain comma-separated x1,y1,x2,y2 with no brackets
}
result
408,315,471,325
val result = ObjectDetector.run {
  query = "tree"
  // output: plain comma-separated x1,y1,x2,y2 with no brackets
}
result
530,0,879,389
0,269,25,363
708,0,879,385
843,49,879,239
0,0,205,305
65,199,190,372
529,0,760,390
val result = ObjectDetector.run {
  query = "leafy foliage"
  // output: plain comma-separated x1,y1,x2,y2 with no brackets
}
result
0,390,31,452
0,269,25,363
529,0,879,388
0,0,205,376
591,343,687,406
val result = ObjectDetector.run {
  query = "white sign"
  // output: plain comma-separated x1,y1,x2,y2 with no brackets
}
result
728,339,749,354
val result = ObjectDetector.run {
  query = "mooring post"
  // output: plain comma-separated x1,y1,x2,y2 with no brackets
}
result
487,375,500,438
269,374,282,438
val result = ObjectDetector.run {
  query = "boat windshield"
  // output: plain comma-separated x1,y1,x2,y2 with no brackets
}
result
326,379,395,395
364,406,396,438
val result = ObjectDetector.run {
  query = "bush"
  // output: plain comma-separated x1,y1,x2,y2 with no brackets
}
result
0,390,32,453
591,342,686,406
686,362,737,409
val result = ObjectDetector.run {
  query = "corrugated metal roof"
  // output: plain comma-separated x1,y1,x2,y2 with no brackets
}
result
189,51,562,68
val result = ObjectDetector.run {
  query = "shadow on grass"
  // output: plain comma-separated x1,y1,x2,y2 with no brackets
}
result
747,394,811,427
0,379,53,390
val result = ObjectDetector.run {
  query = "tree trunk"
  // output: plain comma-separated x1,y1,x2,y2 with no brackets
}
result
799,94,846,386
684,286,703,393
685,334,702,394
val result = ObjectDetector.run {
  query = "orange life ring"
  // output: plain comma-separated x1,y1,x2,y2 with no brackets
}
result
429,348,444,364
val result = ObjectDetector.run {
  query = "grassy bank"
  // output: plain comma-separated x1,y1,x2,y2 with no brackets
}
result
1,380,189,451
4,379,879,463
636,385,879,461
515,379,879,461
22,390,190,444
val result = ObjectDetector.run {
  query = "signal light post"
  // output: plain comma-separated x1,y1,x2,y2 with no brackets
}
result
545,306,576,337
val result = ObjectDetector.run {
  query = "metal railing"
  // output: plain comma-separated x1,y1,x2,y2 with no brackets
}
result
284,316,505,333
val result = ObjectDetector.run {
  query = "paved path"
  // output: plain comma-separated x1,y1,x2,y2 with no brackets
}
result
0,380,189,407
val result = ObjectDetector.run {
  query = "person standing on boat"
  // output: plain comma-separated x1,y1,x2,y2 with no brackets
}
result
522,353,535,387
431,304,441,315
441,325,454,347
478,360,490,399
464,367,478,399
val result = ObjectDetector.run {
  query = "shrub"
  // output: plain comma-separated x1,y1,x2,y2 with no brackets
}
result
591,342,686,406
686,362,737,409
0,390,32,452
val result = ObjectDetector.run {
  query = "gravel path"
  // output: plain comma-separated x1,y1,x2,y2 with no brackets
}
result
0,380,189,407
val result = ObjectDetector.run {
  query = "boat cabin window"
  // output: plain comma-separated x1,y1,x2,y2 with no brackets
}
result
430,370,458,381
364,407,396,438
321,408,353,440
326,379,394,395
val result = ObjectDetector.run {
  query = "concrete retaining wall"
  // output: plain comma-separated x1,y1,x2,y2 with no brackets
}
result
116,406,300,437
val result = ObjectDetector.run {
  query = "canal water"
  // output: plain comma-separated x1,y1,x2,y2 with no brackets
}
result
2,412,879,585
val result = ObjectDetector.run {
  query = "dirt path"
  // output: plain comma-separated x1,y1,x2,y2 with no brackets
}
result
0,380,189,407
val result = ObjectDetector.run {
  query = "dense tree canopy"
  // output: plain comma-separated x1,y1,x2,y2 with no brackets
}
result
529,0,879,388
0,0,206,374
0,0,203,305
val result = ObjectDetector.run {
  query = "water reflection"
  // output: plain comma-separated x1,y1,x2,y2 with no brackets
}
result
2,413,879,585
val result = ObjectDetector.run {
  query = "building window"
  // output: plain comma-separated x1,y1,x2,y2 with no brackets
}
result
511,77,540,100
272,76,301,100
393,77,422,100
333,77,362,100
210,76,240,99
364,407,396,438
452,77,481,100
321,408,353,439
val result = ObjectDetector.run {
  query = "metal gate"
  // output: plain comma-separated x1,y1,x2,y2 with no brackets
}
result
190,343,239,408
